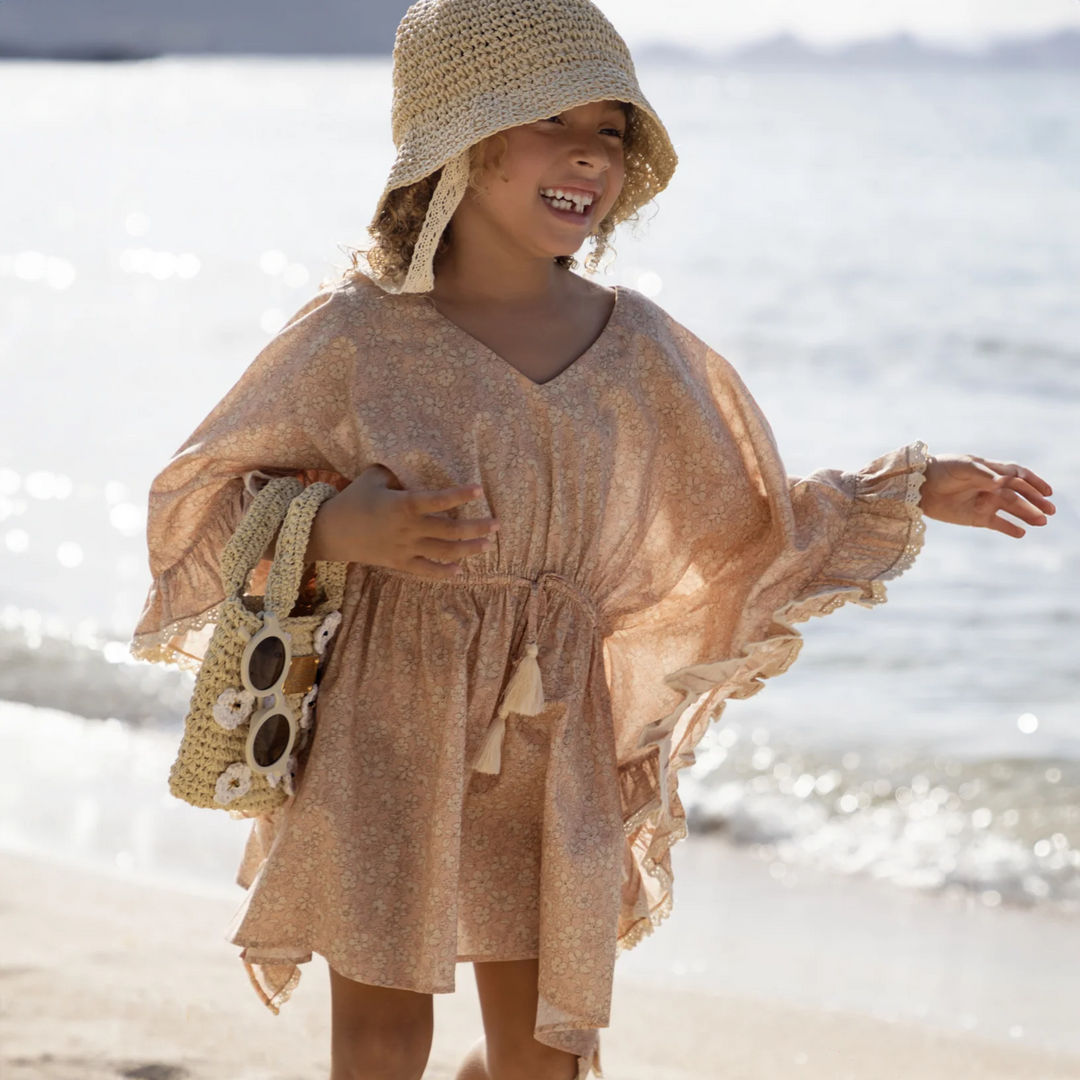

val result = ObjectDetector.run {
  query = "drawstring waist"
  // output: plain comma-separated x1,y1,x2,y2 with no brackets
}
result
368,567,601,773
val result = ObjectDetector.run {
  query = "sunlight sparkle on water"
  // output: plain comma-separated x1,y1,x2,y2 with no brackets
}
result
25,471,72,500
0,252,77,290
104,481,130,505
56,542,84,568
282,262,310,288
5,529,29,553
622,266,663,297
260,249,288,275
119,248,200,280
109,503,145,538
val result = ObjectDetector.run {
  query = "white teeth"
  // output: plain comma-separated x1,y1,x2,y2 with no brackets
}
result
540,188,594,214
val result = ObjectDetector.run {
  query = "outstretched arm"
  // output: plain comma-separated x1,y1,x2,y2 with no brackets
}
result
919,454,1055,537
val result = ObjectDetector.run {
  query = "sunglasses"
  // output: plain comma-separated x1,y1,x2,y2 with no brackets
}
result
239,611,318,776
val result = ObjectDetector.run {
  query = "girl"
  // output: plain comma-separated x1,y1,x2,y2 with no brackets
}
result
130,1,1055,1078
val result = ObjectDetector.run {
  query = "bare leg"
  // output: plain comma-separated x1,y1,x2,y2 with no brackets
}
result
328,965,434,1080
454,959,578,1080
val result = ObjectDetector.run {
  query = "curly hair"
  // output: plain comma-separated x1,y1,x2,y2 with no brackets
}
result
347,102,645,287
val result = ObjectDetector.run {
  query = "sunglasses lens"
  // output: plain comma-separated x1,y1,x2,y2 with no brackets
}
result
252,712,292,769
248,635,287,691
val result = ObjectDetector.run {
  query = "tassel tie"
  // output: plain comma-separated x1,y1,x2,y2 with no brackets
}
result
472,579,548,775
364,565,601,777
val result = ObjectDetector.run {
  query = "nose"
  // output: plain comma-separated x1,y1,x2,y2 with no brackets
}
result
572,136,611,171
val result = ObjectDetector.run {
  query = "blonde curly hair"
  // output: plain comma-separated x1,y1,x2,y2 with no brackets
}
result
348,102,646,286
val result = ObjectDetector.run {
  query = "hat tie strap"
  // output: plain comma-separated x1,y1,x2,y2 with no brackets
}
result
397,148,471,294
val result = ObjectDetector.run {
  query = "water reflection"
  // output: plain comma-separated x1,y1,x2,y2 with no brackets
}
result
0,251,76,290
681,720,1080,914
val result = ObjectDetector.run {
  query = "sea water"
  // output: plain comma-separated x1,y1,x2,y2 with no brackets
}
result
1,58,1078,916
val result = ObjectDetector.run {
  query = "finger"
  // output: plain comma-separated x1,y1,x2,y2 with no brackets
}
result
415,534,494,560
420,515,501,541
404,484,486,516
994,475,1056,516
973,458,1054,498
993,490,1050,527
404,555,466,579
986,513,1026,539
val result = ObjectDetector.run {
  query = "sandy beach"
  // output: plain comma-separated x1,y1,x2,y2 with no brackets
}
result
4,844,1080,1080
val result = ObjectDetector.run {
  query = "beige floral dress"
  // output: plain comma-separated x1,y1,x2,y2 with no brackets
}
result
130,270,927,1077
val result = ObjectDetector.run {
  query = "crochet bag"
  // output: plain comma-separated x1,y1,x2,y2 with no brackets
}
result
168,476,348,815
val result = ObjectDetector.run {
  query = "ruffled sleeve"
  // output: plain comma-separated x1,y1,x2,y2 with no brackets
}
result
129,287,358,671
606,305,929,951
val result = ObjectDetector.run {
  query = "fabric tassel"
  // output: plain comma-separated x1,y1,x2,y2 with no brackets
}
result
498,642,544,717
472,641,545,775
471,713,507,775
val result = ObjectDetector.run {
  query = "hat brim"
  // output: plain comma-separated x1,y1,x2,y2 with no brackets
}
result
373,64,677,225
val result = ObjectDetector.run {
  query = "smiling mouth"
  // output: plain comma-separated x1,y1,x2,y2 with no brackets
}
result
539,187,595,216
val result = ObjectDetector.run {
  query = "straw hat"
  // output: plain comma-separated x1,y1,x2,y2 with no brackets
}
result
367,0,678,293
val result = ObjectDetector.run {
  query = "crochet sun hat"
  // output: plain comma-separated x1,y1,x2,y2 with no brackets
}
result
368,0,678,294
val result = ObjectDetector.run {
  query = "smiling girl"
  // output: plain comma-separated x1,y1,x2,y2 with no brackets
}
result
131,1,1055,1078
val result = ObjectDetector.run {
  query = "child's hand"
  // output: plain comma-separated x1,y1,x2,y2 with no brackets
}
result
919,454,1055,538
304,464,499,577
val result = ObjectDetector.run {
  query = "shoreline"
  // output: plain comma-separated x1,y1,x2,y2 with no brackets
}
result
4,848,1080,1079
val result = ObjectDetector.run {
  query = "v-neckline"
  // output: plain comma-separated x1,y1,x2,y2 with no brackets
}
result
421,285,621,390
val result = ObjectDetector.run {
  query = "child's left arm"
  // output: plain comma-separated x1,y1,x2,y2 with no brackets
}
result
919,453,1055,537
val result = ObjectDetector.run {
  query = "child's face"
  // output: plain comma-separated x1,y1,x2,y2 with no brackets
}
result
456,100,627,262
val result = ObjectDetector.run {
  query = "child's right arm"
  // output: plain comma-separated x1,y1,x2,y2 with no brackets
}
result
264,463,500,579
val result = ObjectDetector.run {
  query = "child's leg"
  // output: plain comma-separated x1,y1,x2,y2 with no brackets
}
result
328,965,433,1080
454,959,578,1080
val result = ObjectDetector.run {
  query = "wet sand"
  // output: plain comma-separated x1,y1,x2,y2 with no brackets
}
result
4,846,1080,1079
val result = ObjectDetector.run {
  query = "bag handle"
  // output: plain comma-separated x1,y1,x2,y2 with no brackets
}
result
219,476,304,601
264,482,348,617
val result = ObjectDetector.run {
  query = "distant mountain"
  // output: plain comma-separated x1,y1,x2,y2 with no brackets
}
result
1,4,1077,65
725,32,825,67
991,29,1080,65
837,32,976,67
638,29,1080,69
0,0,411,59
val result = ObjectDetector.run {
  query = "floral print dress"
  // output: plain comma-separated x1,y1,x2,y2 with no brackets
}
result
130,271,927,1077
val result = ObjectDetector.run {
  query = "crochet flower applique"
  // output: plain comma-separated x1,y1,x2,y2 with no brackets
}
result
214,762,253,805
212,687,256,730
266,754,299,797
313,611,342,656
300,683,318,730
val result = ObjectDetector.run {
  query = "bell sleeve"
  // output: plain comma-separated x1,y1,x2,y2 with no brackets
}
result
129,288,358,671
607,312,929,951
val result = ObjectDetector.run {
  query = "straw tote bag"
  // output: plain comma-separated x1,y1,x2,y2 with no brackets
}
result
168,475,348,815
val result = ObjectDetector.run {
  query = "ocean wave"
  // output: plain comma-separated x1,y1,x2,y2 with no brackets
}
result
680,721,1080,917
0,609,191,727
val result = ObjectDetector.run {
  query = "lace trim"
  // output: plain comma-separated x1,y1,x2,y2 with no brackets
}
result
129,606,223,673
616,440,931,955
375,149,471,295
878,439,929,581
243,959,303,1016
580,1038,602,1080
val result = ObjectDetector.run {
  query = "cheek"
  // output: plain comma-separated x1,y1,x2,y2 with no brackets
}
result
600,158,626,217
497,132,559,192
480,155,546,219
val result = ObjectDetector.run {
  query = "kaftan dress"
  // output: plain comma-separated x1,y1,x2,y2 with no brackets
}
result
130,271,927,1076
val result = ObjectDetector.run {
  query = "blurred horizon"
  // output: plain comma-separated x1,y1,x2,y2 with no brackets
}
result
2,0,1080,62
